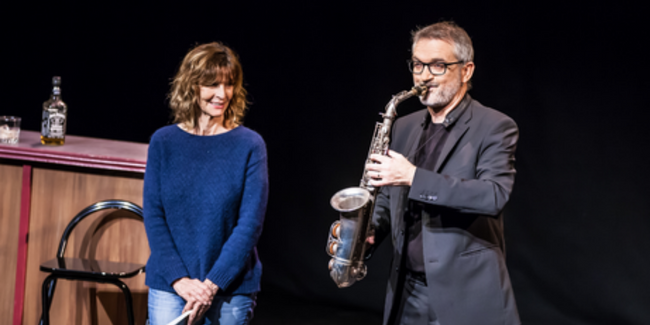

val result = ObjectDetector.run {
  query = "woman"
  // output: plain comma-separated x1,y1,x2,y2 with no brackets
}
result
143,42,268,325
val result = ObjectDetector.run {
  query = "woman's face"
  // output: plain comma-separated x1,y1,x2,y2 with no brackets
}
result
198,81,234,118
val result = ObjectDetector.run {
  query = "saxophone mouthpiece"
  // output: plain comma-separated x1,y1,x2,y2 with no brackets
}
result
414,82,428,97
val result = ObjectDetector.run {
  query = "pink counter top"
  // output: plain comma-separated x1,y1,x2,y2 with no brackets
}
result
0,130,148,173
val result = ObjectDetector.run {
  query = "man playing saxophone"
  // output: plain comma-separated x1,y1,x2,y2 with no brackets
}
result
365,21,521,325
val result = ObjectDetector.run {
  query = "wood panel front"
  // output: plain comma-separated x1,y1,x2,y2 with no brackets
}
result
23,168,149,325
0,164,23,321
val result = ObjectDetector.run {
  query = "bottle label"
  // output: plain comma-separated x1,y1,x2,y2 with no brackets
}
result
42,110,66,138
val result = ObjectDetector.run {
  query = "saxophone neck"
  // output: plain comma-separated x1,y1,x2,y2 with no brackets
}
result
384,82,428,120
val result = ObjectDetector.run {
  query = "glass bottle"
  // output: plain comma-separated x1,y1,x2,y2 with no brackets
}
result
41,76,68,145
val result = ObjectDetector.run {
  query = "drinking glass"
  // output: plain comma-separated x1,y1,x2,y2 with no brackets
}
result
0,116,21,144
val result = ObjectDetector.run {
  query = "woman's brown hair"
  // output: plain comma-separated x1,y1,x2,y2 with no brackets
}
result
169,42,248,129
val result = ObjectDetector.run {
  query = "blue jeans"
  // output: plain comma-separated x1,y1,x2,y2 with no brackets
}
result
148,288,256,325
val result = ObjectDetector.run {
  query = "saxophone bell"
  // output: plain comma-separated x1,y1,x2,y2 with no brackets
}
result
327,187,372,288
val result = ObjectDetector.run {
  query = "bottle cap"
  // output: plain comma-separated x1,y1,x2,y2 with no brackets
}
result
52,76,61,86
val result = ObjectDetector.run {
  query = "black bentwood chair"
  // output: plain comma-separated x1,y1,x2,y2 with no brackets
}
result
39,200,145,325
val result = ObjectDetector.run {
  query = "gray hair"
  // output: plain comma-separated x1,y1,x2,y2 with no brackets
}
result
412,21,474,63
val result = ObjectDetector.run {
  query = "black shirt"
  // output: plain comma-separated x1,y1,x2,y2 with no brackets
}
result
405,119,450,273
403,95,471,274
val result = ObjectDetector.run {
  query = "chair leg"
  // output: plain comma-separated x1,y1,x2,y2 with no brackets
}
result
40,275,57,325
39,276,138,325
110,279,135,325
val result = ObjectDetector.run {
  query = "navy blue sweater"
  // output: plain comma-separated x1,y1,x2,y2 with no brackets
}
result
143,125,268,294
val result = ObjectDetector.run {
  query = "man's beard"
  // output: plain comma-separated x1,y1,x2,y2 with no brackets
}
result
419,78,462,109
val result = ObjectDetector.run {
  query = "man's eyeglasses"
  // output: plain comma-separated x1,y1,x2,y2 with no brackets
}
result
408,60,464,75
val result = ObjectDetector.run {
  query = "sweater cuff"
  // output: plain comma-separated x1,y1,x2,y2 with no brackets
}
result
207,269,235,292
164,266,190,287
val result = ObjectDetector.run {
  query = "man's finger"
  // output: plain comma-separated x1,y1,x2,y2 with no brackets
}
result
369,154,390,163
387,150,397,157
369,179,386,187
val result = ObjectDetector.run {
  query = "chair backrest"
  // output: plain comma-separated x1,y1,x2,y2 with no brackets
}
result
56,200,144,259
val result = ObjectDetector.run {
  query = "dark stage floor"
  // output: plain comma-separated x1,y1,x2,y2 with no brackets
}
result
251,290,382,325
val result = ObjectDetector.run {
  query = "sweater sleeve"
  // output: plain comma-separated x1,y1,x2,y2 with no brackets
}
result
206,137,269,291
143,133,190,285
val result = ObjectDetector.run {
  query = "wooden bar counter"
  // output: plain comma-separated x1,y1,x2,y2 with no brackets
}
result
0,130,149,325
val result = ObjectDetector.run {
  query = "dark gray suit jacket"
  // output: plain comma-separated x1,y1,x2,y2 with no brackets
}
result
372,94,521,325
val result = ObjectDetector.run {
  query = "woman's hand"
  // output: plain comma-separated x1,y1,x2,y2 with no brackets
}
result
174,278,219,324
184,301,210,325
172,277,214,305
204,279,220,296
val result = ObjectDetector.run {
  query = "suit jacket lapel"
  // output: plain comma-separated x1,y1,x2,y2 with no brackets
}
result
434,96,473,172
435,121,469,172
404,110,429,163
401,94,474,171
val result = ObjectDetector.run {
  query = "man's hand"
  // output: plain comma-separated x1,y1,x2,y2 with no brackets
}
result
172,277,214,306
366,150,416,187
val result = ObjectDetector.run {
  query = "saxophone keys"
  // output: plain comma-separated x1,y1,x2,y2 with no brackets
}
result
328,241,339,255
331,222,341,238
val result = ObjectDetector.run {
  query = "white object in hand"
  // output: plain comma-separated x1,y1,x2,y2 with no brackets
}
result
165,311,192,325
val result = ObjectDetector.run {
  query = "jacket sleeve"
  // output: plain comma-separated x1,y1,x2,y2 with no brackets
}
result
371,185,391,247
206,138,269,291
143,134,190,285
408,116,518,216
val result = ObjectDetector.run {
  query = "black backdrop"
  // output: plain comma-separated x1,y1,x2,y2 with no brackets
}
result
4,2,649,324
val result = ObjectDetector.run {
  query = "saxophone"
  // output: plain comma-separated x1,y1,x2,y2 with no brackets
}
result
326,83,427,288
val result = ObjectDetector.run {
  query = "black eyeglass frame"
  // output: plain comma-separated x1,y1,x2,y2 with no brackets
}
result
407,60,465,76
